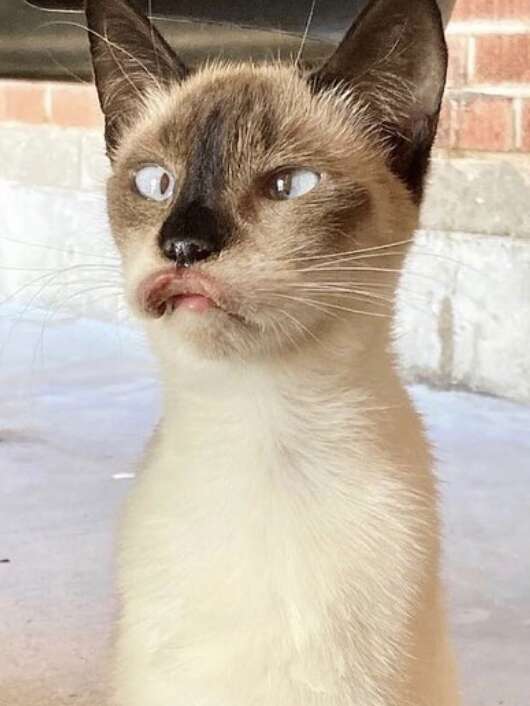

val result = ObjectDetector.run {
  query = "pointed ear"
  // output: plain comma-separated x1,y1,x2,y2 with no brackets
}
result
310,0,447,201
85,0,189,156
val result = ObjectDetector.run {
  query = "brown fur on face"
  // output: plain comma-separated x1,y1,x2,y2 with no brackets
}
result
87,0,447,361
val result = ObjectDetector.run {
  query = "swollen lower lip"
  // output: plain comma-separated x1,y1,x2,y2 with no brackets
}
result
171,294,213,313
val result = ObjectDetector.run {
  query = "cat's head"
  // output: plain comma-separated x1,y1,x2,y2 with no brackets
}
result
86,0,447,362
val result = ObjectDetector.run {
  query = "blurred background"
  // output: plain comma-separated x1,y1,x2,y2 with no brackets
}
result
0,1,529,706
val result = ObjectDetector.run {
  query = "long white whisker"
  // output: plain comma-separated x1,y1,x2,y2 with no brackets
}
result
268,291,391,320
1,236,119,261
295,0,317,67
277,307,327,348
282,238,414,265
39,20,163,98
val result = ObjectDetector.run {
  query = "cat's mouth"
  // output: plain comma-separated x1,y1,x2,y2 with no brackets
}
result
137,268,234,320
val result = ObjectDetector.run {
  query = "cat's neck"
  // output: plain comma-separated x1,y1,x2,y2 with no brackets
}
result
153,318,428,478
159,318,391,412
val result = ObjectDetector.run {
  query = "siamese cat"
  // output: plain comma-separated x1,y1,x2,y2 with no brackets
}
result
85,0,459,703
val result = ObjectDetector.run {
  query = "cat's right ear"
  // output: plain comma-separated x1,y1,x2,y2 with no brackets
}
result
309,0,447,202
85,0,189,157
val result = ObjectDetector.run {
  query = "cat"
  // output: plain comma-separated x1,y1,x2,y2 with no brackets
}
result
85,0,459,703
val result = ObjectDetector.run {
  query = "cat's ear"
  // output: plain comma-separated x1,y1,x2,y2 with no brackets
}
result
85,0,189,156
310,0,447,201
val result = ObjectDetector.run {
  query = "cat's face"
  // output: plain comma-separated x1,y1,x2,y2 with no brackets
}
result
87,0,447,361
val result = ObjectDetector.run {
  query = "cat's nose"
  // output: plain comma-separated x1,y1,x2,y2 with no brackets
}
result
161,237,215,268
158,201,225,267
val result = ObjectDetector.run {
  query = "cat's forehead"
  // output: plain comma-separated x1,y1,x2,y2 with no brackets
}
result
164,69,282,149
122,64,373,180
135,65,335,160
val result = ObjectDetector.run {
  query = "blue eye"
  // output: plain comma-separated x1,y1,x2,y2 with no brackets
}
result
134,165,175,202
267,168,321,200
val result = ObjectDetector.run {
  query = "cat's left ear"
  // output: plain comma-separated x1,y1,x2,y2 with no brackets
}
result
310,0,448,201
85,0,189,157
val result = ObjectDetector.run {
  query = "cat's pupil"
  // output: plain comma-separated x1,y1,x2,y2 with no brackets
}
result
160,172,170,195
275,173,292,199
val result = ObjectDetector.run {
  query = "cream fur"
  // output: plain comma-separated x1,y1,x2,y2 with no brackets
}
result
112,321,459,706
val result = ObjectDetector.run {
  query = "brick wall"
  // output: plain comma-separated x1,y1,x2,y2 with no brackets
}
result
0,0,529,154
439,0,530,152
0,81,102,130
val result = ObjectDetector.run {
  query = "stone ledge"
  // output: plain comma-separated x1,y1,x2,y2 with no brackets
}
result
396,230,530,404
422,156,530,238
0,123,108,192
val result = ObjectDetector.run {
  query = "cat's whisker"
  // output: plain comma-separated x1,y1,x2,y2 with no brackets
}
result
276,307,328,349
36,283,123,334
146,0,160,75
289,283,435,316
268,290,391,320
41,20,163,94
311,250,485,276
32,285,125,366
282,238,415,264
0,273,119,362
290,264,441,283
300,279,434,296
284,241,487,280
315,287,395,307
269,291,341,319
295,0,318,67
0,270,79,311
1,235,120,261
0,264,121,274
287,280,398,290
300,294,392,320
0,268,122,304
0,270,123,345
271,312,304,352
270,282,396,304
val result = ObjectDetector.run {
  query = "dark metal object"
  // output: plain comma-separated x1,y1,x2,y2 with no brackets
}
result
0,0,456,82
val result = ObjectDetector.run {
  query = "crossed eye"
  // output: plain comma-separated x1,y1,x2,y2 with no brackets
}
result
265,168,321,200
134,164,175,202
133,165,321,203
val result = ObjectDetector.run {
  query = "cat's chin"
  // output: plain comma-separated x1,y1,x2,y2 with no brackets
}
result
146,310,265,363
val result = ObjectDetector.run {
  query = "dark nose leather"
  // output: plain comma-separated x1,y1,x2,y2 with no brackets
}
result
158,200,225,267
161,237,215,268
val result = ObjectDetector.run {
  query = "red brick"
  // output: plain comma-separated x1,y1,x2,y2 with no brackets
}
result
435,97,462,150
446,36,468,88
0,83,6,121
456,94,514,151
1,81,49,124
50,84,103,129
474,34,530,83
521,100,530,151
435,100,451,148
453,0,530,20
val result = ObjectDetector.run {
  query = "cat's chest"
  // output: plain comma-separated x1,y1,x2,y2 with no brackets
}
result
121,384,370,613
117,380,423,700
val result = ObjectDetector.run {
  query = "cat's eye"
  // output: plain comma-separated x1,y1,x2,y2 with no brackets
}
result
134,165,175,202
266,168,321,201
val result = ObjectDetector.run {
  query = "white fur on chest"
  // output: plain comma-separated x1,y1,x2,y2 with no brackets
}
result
115,361,429,706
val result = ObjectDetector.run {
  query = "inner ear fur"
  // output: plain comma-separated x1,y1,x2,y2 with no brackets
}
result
85,0,189,156
310,0,448,201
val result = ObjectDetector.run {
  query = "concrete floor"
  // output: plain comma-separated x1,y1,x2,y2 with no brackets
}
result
1,308,529,706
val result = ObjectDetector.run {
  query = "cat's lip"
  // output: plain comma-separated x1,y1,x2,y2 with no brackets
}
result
137,267,229,319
